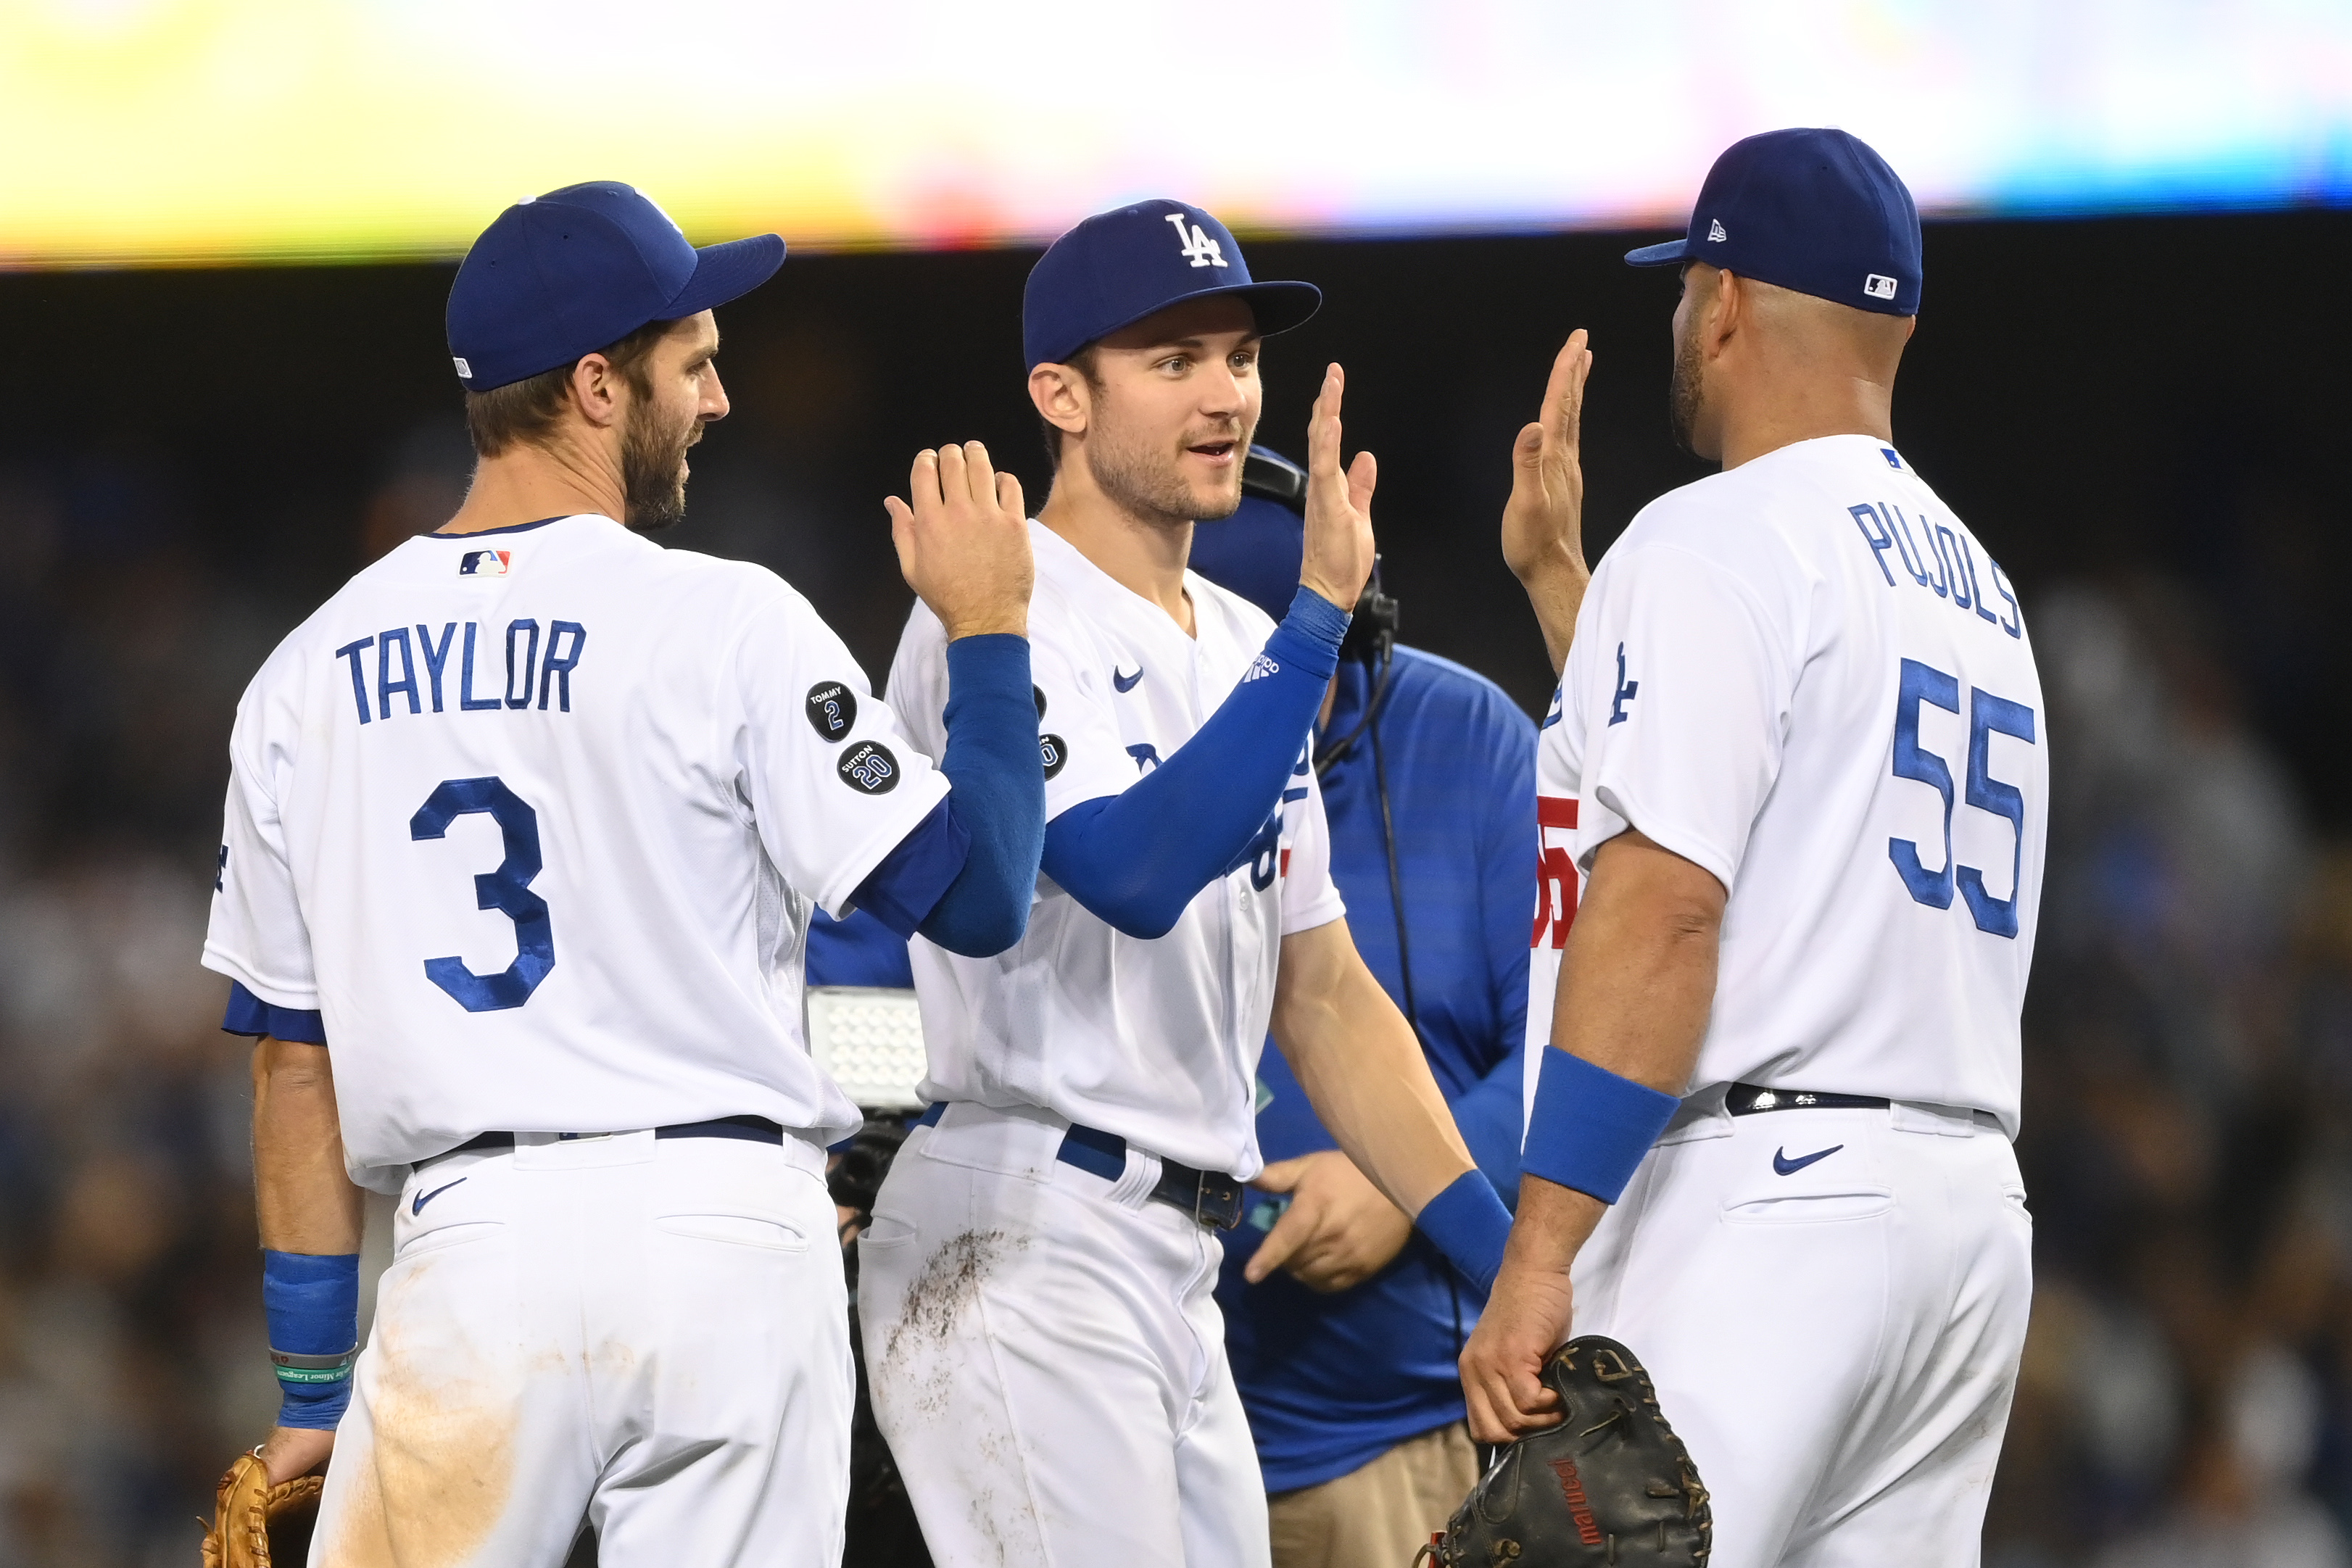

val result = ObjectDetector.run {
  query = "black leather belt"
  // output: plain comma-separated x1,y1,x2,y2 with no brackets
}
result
914,1104,1244,1230
415,1115,785,1170
1726,1084,1890,1115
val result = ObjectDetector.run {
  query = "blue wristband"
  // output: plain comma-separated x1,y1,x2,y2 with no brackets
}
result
1417,1168,1515,1298
263,1250,360,1430
1520,1048,1681,1204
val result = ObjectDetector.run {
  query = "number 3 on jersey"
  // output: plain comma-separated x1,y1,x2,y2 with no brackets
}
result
1889,658,2035,938
411,776,555,1011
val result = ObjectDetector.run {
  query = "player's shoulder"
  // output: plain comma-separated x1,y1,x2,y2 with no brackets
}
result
1602,436,1901,594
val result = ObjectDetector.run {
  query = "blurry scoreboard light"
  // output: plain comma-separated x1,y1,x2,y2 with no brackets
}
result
1,0,2347,267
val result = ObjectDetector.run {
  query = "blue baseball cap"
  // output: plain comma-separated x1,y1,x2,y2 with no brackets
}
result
1022,199,1321,370
447,181,786,393
1188,447,1307,622
1625,129,1921,316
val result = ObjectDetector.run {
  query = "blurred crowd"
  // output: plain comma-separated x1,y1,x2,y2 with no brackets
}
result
0,424,2343,1566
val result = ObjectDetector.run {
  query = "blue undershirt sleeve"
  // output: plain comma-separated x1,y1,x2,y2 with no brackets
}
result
1043,587,1349,939
1451,1040,1528,1208
851,800,967,938
221,981,327,1045
850,634,1044,958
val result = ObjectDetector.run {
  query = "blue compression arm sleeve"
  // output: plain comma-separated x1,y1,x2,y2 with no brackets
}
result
1043,587,1349,939
852,634,1044,958
1415,1169,1515,1298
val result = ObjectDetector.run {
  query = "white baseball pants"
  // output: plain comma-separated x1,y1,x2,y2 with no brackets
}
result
309,1129,852,1567
857,1101,1269,1568
1572,1096,2033,1568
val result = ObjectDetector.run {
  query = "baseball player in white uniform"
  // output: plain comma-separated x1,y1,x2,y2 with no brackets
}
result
856,199,1519,1568
1462,130,2045,1568
202,182,1046,1567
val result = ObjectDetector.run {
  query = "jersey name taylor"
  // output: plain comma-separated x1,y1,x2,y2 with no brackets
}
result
204,515,948,1190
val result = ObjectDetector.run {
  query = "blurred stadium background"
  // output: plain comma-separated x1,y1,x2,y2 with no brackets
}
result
0,1,2348,1562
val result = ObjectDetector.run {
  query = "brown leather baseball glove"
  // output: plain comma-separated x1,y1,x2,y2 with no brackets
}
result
199,1450,323,1568
1423,1336,1712,1567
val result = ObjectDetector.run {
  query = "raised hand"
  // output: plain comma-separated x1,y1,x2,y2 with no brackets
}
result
1298,365,1378,613
886,441,1033,642
1501,331,1594,673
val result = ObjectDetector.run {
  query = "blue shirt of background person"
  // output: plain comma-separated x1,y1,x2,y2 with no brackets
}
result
1191,460,1536,1494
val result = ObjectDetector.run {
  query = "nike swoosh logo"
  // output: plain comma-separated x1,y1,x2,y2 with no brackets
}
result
412,1177,467,1216
1112,665,1143,693
1773,1145,1843,1176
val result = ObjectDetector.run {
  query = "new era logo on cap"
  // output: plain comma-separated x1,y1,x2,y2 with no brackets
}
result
1623,128,1922,317
459,550,511,576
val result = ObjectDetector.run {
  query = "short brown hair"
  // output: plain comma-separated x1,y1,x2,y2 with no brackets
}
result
464,318,675,459
1038,345,1105,470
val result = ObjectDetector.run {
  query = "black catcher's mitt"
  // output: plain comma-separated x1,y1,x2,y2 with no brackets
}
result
1424,1337,1711,1567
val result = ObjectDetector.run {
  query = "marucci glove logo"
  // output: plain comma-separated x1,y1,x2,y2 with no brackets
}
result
1546,1456,1604,1547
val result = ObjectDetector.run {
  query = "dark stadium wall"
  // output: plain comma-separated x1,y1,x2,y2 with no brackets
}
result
0,209,2343,825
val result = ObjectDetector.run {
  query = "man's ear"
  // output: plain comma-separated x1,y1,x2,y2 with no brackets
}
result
567,352,626,431
1715,269,1744,349
1029,363,1090,445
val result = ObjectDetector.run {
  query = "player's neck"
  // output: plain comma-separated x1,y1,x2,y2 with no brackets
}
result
1713,373,1895,471
439,439,626,536
1038,470,1197,636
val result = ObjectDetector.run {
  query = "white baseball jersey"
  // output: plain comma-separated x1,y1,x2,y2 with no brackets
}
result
203,514,948,1191
1525,435,2045,1134
886,520,1345,1179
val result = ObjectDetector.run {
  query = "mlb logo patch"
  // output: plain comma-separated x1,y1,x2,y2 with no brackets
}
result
459,550,511,577
1863,273,1898,300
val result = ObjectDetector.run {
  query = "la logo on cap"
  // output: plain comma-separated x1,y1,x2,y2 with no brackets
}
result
1165,213,1228,270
